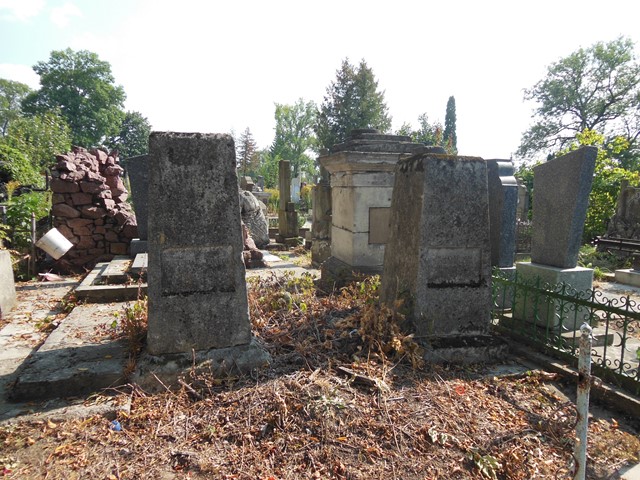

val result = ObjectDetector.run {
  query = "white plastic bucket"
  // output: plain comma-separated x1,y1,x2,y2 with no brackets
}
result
35,228,73,260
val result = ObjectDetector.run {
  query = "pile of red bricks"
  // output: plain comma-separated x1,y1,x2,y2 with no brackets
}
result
50,147,137,269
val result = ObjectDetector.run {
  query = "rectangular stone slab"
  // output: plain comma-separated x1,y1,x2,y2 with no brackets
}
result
147,132,250,355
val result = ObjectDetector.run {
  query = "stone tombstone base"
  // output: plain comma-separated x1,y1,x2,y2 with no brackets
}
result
0,250,17,318
513,262,594,330
422,334,509,364
133,337,271,392
614,269,640,288
493,266,516,310
311,239,331,267
319,255,382,290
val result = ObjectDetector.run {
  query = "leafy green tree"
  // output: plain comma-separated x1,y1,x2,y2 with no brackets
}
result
106,111,151,159
517,129,640,241
315,58,392,150
236,127,260,177
5,109,72,171
256,150,280,189
0,143,42,187
22,48,126,147
443,96,457,153
518,37,640,167
0,78,31,136
270,98,317,178
569,130,639,241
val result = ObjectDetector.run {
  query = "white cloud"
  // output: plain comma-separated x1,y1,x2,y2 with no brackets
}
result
0,0,45,21
0,64,40,89
49,1,81,28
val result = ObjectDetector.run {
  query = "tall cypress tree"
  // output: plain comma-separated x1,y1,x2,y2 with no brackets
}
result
315,59,392,151
443,96,457,154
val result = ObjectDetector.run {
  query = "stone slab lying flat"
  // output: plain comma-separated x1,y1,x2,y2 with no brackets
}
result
76,262,147,303
101,255,133,283
10,302,129,401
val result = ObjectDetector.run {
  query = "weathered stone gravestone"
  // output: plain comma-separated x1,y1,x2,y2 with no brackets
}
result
487,159,518,268
0,250,16,319
311,165,332,266
125,154,149,255
514,146,597,328
319,129,424,286
277,160,300,244
487,159,518,308
135,132,269,387
381,153,495,355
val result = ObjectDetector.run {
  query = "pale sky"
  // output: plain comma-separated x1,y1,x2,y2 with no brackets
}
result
1,0,639,162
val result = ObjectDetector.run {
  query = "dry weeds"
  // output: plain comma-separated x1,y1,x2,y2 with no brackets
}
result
1,272,639,479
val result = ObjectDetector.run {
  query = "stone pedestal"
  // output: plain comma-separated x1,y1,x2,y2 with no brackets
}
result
513,262,594,329
615,269,640,288
381,153,492,337
319,130,423,285
0,250,16,318
147,132,252,355
141,132,270,387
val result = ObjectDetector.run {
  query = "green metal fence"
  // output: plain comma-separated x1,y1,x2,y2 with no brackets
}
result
492,270,640,395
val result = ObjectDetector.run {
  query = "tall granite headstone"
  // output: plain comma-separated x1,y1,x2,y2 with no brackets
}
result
486,159,518,268
514,146,597,328
530,146,597,268
146,132,251,354
381,153,492,337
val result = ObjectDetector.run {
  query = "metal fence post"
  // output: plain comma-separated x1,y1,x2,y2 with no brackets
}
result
574,322,592,480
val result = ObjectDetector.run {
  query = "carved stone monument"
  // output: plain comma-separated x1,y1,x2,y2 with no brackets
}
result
319,129,423,286
135,132,269,388
381,153,493,340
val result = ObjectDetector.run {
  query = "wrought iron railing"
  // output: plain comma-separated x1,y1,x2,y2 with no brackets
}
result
492,270,640,395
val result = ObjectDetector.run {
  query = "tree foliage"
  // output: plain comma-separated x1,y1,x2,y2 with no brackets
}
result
0,143,42,188
270,98,317,178
5,109,72,171
236,127,260,177
315,59,392,150
443,96,457,153
106,111,151,159
0,78,32,137
516,129,640,242
22,48,126,148
518,37,640,166
396,113,456,154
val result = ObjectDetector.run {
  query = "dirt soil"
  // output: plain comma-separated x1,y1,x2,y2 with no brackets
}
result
1,271,639,479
